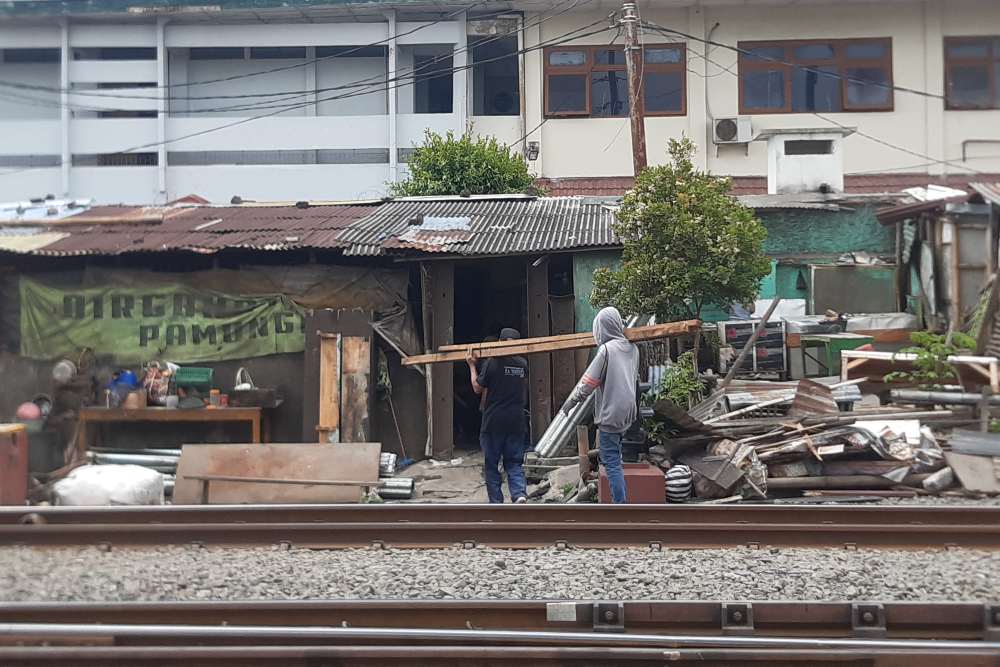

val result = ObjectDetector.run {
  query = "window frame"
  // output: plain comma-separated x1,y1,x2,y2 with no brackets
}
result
543,43,687,118
944,36,1000,110
738,37,894,114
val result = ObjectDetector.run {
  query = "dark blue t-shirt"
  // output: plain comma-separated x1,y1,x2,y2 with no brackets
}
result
478,355,527,434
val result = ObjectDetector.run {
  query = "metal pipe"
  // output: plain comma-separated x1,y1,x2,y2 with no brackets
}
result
1,623,998,651
378,477,414,499
91,448,182,457
534,393,594,458
891,389,1000,406
89,454,179,467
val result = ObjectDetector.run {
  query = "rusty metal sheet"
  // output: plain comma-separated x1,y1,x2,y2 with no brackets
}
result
173,442,380,504
788,379,839,418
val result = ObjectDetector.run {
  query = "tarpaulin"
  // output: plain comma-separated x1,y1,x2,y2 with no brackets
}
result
20,277,305,363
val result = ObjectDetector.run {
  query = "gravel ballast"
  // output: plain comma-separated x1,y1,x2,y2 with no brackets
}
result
1,545,997,602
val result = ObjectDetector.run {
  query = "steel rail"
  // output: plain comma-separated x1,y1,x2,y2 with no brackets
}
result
2,504,999,549
0,600,994,640
3,622,1000,651
4,503,999,526
1,519,998,549
1,645,998,666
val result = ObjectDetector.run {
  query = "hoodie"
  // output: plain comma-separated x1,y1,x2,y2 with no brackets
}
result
562,306,639,434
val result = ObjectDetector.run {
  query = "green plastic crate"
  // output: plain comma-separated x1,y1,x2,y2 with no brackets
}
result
173,366,213,389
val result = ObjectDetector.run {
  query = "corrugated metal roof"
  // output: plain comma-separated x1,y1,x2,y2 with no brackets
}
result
337,196,618,257
971,182,1000,207
0,232,70,253
0,202,377,256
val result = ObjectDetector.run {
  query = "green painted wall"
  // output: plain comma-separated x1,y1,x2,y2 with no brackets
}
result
759,205,893,257
573,250,620,333
571,206,892,325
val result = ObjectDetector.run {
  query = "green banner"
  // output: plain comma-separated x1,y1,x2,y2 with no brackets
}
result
20,277,305,362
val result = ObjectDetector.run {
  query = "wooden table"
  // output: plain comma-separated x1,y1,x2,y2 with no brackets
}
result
76,407,263,461
799,333,874,377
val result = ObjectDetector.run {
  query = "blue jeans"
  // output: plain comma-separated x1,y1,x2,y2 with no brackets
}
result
481,431,527,503
599,430,628,503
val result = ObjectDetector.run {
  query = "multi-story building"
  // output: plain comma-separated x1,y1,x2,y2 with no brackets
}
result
0,0,998,203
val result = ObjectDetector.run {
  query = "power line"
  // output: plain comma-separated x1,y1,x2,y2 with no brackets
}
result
0,0,592,114
642,22,986,176
642,20,947,102
0,18,613,177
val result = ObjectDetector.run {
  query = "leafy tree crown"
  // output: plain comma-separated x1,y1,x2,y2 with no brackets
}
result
389,130,537,197
592,138,770,321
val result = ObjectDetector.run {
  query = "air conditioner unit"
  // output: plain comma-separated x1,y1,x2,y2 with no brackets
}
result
713,117,752,145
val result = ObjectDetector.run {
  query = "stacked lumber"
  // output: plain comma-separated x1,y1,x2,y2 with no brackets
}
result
402,320,701,366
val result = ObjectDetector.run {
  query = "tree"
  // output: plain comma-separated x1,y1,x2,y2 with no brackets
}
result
389,130,537,197
592,138,771,322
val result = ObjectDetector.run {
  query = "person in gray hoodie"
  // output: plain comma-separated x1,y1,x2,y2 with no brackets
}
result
561,306,639,503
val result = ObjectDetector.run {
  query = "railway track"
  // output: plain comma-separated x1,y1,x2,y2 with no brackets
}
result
0,601,998,665
0,504,998,549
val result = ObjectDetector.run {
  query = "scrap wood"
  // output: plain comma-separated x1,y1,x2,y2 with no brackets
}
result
944,452,1000,494
402,319,701,366
767,473,930,490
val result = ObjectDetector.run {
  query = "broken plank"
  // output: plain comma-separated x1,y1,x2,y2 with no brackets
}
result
341,336,371,443
403,320,701,366
317,334,341,443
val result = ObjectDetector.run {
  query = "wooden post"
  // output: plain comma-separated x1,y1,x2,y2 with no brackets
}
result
528,259,553,442
423,261,455,459
622,1,647,175
341,336,371,442
550,294,577,410
317,334,341,443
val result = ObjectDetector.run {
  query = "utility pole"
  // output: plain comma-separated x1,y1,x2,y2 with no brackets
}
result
621,1,647,175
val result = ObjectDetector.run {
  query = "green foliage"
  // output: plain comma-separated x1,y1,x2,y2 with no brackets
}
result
884,330,977,388
591,138,771,321
644,351,703,408
643,351,704,447
389,130,537,197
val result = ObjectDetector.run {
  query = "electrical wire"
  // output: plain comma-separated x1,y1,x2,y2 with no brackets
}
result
0,0,593,114
0,18,614,177
642,21,988,176
642,20,947,102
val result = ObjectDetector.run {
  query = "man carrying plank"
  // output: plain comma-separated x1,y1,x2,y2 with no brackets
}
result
561,307,639,504
466,328,529,504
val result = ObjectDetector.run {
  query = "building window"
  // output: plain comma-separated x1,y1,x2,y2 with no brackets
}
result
73,48,156,61
472,36,519,116
189,47,245,60
2,48,60,63
543,44,685,117
250,47,307,60
413,51,453,114
738,38,893,113
945,37,1000,110
72,153,158,167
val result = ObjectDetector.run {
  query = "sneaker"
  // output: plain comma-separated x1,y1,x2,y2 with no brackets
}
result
514,496,528,504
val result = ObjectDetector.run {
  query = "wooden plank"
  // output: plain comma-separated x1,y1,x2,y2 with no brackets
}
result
402,320,701,366
945,452,1000,494
317,334,341,443
438,331,592,352
528,260,552,442
173,442,381,504
341,336,371,443
424,261,455,459
786,329,913,348
187,475,379,487
550,294,577,409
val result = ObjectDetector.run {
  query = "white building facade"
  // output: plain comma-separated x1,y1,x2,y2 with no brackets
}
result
0,0,998,203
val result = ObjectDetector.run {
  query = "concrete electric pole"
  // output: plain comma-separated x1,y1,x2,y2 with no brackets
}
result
621,1,647,175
